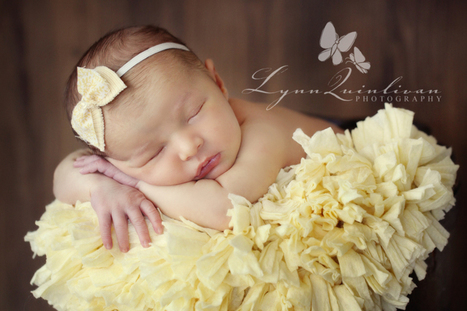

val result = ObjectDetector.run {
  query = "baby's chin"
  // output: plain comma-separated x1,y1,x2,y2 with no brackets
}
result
143,155,236,186
207,157,236,181
143,173,208,186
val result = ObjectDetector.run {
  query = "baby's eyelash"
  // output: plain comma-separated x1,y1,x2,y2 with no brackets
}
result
147,146,164,163
188,103,204,122
155,146,165,157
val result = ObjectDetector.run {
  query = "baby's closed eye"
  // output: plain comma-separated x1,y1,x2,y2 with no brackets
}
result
187,102,204,123
144,146,165,165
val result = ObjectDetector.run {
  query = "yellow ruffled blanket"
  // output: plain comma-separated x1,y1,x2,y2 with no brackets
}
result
25,104,458,311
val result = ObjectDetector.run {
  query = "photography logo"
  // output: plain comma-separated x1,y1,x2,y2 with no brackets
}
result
319,22,370,74
243,21,441,110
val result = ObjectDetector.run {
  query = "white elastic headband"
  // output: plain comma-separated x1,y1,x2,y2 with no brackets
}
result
72,42,190,151
116,42,190,77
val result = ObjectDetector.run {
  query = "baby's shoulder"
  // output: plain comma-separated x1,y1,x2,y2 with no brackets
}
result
229,98,285,125
229,97,342,137
229,98,267,118
230,99,295,156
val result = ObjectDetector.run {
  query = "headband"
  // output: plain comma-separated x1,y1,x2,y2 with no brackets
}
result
71,42,189,151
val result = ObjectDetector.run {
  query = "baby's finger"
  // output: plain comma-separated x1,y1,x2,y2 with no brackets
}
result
77,157,110,175
78,163,100,175
112,172,139,188
113,213,130,253
73,158,86,168
97,213,113,250
74,155,92,163
74,155,101,167
128,209,151,248
140,199,163,234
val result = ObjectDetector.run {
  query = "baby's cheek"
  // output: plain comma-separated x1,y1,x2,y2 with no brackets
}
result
140,161,185,186
137,166,159,185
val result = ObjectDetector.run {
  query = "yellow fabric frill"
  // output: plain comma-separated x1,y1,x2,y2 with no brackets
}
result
25,103,458,311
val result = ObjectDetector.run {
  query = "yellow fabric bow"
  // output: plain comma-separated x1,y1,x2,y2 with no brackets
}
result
71,67,127,151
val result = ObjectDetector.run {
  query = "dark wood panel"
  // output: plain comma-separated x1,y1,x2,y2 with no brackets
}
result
1,0,466,310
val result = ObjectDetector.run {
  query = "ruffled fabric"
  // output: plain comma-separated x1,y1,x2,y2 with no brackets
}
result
26,103,458,311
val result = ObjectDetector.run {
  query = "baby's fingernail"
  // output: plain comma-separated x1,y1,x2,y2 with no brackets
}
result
104,243,111,250
156,228,163,234
142,241,149,248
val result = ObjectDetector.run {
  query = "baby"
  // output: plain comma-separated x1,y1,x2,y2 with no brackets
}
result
54,25,343,253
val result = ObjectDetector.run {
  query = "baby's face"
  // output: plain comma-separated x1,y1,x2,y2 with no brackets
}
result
103,60,241,186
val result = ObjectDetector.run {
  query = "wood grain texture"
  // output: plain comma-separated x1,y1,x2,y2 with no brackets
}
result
1,0,465,310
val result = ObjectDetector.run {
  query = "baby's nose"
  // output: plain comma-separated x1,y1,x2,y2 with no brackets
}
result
178,134,203,161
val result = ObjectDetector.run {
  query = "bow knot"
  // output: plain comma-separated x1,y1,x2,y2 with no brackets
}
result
71,66,126,151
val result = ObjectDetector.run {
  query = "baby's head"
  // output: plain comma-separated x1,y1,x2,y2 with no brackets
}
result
66,26,241,186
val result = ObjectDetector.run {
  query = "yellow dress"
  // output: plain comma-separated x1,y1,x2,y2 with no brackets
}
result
25,104,458,311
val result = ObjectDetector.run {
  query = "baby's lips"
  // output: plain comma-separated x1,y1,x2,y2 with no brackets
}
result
195,153,221,180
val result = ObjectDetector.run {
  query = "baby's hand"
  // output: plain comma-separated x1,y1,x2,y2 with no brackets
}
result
74,155,138,187
74,155,163,252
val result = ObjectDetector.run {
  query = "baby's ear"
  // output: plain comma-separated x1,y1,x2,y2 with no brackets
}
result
204,59,229,99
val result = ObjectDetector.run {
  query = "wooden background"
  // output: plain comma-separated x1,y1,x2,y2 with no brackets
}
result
1,0,466,310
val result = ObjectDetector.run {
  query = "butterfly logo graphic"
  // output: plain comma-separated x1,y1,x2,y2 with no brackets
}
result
346,47,371,74
318,22,357,65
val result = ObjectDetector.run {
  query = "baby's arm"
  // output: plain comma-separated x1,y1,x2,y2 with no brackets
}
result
137,180,233,230
75,158,233,230
54,150,163,252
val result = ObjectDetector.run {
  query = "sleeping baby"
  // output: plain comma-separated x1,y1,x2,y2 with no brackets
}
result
54,25,343,253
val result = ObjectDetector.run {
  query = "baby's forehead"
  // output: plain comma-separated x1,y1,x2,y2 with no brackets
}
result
125,52,188,84
108,63,179,109
103,88,196,158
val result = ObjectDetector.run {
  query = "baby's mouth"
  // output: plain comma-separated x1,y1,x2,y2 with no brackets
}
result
195,153,221,180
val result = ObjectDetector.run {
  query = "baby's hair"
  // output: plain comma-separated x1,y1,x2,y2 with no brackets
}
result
64,25,205,155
